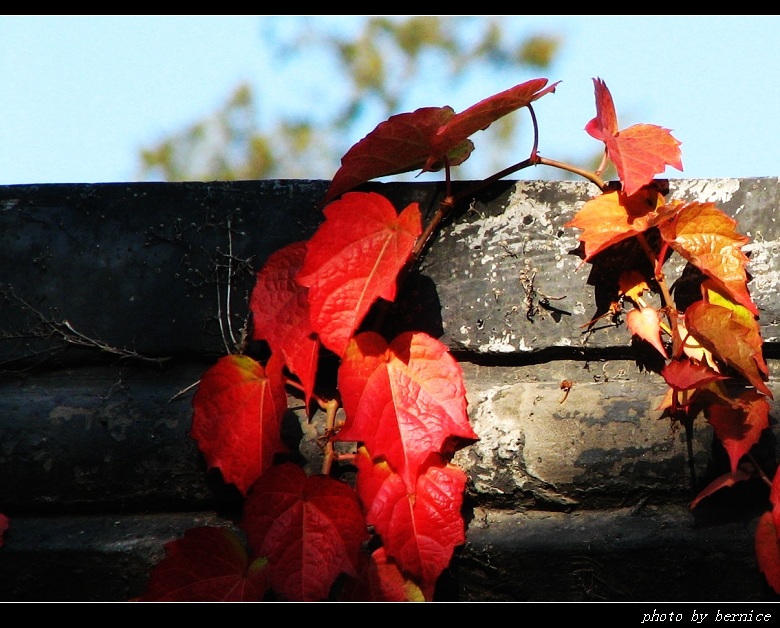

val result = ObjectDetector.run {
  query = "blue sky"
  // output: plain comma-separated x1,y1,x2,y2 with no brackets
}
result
1,15,779,186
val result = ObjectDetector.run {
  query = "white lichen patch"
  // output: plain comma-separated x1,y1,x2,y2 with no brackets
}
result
515,337,533,352
742,239,780,300
671,178,741,204
478,333,518,353
506,182,556,228
750,269,780,295
450,181,579,262
455,384,530,494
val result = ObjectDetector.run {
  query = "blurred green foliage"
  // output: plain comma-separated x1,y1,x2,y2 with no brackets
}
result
139,16,561,182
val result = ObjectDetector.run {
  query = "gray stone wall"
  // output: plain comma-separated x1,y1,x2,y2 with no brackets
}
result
1,178,778,600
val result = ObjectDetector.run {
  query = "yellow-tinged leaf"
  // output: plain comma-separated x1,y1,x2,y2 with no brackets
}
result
702,279,756,327
685,301,771,398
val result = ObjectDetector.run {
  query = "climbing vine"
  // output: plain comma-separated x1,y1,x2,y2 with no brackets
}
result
129,77,778,601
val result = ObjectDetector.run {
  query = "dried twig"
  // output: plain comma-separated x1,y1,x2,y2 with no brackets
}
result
3,288,170,364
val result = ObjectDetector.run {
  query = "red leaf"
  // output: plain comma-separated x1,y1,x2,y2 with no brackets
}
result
138,527,268,601
191,353,289,495
586,78,683,196
658,202,756,315
355,451,468,598
690,469,752,510
322,106,464,206
297,192,422,357
240,463,369,602
660,358,726,391
584,76,618,141
707,391,770,474
250,241,320,409
336,331,477,490
423,78,559,171
770,468,780,533
755,512,780,594
322,78,558,205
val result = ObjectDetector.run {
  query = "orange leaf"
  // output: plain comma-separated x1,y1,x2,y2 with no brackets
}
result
656,386,697,413
702,282,768,378
677,316,718,369
619,270,651,304
586,78,683,196
336,331,476,490
565,189,672,262
191,353,289,495
658,201,756,315
297,192,422,357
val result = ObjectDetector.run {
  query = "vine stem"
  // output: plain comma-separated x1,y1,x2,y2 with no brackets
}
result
635,234,682,357
534,156,608,191
320,398,340,476
749,453,774,488
279,377,344,476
